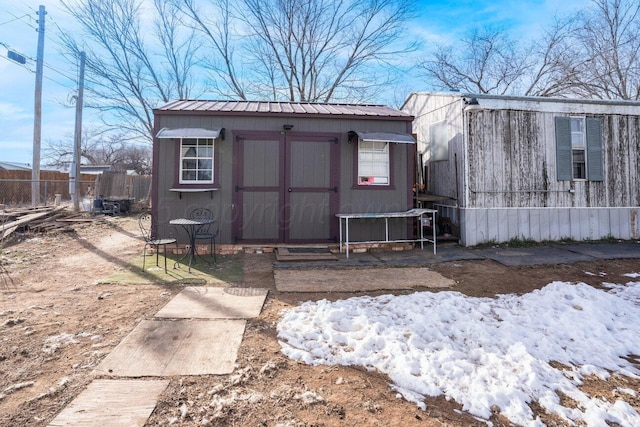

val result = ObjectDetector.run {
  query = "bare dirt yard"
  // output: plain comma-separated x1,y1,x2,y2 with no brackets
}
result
1,215,639,426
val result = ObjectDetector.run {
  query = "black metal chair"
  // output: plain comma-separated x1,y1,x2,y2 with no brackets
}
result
189,208,219,262
139,212,178,273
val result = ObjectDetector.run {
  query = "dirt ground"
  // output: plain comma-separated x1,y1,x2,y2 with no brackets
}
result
1,215,639,427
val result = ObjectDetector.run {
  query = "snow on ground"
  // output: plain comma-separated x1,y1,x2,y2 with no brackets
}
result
278,277,640,427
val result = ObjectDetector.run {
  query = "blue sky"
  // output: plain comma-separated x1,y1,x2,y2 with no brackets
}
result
0,0,587,166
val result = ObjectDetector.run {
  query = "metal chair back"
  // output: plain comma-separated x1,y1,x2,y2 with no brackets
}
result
138,212,177,273
189,208,214,229
189,208,219,261
138,212,155,242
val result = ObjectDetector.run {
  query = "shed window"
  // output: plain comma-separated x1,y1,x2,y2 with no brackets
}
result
358,140,389,185
180,138,214,183
555,116,603,181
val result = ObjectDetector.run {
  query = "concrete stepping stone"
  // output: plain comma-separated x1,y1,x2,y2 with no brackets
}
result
155,286,268,319
97,319,245,376
274,267,454,292
47,379,168,426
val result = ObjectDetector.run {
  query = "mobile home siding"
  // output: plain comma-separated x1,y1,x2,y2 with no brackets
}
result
402,93,463,201
403,93,640,246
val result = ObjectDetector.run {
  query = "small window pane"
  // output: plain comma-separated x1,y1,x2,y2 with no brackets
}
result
198,159,212,169
179,137,214,184
572,149,586,179
570,119,584,133
199,147,213,157
571,118,585,147
183,147,197,157
197,170,212,181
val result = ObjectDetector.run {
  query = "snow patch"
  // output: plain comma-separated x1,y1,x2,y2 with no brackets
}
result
278,281,640,426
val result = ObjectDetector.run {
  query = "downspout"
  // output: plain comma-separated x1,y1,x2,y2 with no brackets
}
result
460,98,469,245
461,98,470,209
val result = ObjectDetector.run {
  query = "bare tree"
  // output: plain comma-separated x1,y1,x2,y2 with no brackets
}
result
569,0,640,99
173,0,417,102
420,1,640,100
420,26,529,95
58,0,200,142
44,129,151,175
521,17,583,97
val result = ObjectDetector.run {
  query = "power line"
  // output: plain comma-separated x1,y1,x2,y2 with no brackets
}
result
0,40,37,63
43,73,76,91
0,14,31,26
0,52,34,72
0,8,36,30
44,62,77,83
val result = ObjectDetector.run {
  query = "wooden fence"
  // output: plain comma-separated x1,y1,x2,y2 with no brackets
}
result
0,170,151,208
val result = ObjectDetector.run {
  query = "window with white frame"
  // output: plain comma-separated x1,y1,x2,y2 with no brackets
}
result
180,138,214,183
570,117,586,179
358,140,389,185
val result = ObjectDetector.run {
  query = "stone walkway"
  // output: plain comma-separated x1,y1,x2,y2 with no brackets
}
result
47,287,268,427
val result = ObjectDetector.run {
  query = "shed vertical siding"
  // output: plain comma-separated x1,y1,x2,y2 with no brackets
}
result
154,106,416,245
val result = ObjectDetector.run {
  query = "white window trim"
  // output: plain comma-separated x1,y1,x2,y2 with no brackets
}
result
357,140,390,186
570,117,587,181
179,138,214,184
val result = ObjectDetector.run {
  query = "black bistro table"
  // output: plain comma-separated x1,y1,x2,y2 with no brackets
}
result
169,217,216,272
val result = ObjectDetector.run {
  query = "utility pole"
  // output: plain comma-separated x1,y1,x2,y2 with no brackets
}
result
71,51,86,212
31,5,45,207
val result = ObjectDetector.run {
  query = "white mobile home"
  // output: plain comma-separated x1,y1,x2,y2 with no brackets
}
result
402,93,640,246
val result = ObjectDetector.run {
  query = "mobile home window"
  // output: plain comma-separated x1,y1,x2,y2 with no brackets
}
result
180,138,214,183
570,118,586,179
358,140,389,185
554,116,603,181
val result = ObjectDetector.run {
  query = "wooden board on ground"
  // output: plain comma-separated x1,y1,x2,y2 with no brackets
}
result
47,379,169,426
274,267,454,292
97,319,245,376
276,246,337,261
154,287,268,319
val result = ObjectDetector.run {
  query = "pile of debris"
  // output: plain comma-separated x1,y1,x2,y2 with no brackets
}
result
0,206,100,242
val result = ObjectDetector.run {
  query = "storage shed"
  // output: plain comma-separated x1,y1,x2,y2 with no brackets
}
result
402,92,640,246
152,100,417,247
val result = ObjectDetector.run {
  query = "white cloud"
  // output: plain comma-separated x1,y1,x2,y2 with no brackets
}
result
0,101,30,120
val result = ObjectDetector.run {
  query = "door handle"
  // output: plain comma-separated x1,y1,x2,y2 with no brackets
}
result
288,188,292,192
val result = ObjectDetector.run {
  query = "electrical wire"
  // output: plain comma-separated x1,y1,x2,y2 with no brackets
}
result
0,53,34,73
0,8,36,30
0,14,31,26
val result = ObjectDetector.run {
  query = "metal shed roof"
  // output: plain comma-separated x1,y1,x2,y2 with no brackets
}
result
155,100,413,120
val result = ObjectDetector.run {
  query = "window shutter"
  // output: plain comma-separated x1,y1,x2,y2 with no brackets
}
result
555,117,572,180
586,117,603,181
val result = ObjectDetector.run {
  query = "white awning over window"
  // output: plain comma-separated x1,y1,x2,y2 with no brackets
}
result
349,130,415,144
156,128,224,139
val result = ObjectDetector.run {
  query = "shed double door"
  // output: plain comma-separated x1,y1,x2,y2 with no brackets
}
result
233,132,339,243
